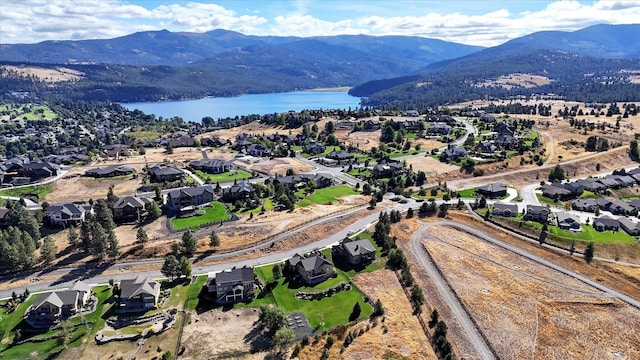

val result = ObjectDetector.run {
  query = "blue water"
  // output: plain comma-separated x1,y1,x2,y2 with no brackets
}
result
121,91,360,122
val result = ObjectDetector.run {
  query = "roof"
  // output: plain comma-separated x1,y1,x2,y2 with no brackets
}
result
299,254,332,272
33,292,64,309
557,211,580,224
120,277,160,299
526,205,550,215
168,185,215,199
594,216,619,227
493,202,518,212
214,267,254,284
477,183,507,193
71,281,92,293
618,217,640,231
342,239,375,257
114,196,152,209
149,166,183,176
45,202,92,217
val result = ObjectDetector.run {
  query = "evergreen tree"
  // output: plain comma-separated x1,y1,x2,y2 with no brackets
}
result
136,227,149,245
181,230,197,256
161,255,181,280
40,236,57,265
90,222,108,259
179,256,192,279
67,226,79,248
107,231,119,259
209,230,220,249
631,140,639,160
584,242,595,264
149,201,162,219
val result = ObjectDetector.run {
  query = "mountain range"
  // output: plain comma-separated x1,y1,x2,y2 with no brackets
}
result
1,24,639,105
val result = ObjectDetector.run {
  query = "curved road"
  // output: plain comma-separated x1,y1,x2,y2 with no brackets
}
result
411,222,497,360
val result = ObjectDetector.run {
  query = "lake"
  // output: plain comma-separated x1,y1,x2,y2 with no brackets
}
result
121,90,360,122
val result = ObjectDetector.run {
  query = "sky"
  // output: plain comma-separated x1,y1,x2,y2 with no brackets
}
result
1,0,639,47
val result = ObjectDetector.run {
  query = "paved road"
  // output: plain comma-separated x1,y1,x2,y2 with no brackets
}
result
411,222,497,360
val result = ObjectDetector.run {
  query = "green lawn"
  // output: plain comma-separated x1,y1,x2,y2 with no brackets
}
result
347,167,371,178
195,169,252,183
457,188,476,198
256,264,373,331
0,286,113,359
548,225,635,244
171,201,231,230
388,150,420,158
239,198,275,215
297,185,358,207
0,183,53,199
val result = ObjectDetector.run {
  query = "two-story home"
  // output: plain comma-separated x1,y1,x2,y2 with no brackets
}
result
206,266,256,304
189,159,236,174
27,281,93,328
222,181,256,201
523,205,551,224
113,196,153,222
286,252,335,285
166,185,216,212
332,238,376,266
44,202,93,227
118,276,161,313
85,165,134,178
475,183,507,199
148,165,185,182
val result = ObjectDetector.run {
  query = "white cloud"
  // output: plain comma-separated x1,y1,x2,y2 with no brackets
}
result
0,0,639,46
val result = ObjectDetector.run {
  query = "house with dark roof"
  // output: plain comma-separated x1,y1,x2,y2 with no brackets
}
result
201,136,227,147
169,135,196,148
443,145,467,161
166,185,216,211
17,161,60,180
618,217,640,236
426,123,452,135
189,159,235,174
332,238,376,266
492,203,518,217
610,174,636,188
476,183,507,199
494,134,518,149
102,144,132,158
556,212,581,230
27,281,93,328
523,205,550,224
372,160,404,179
148,165,185,182
607,199,638,215
45,202,93,227
286,252,335,285
206,266,256,304
574,178,607,192
113,196,153,222
303,143,326,155
572,199,597,212
85,165,134,178
222,180,256,201
326,151,355,162
541,184,573,201
593,216,620,232
118,276,161,313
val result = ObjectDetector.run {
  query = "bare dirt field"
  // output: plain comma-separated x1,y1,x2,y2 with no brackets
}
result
204,121,302,141
421,224,640,360
239,157,314,176
474,73,552,90
181,307,269,360
405,156,460,177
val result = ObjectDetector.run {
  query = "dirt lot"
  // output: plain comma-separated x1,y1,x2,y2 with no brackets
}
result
422,224,640,360
202,121,302,141
181,307,269,360
404,156,460,177
239,157,314,176
2,65,84,82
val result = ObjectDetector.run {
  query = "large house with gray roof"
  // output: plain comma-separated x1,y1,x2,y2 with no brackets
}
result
118,276,161,313
166,185,215,211
207,266,256,304
332,238,376,266
44,202,93,227
286,252,335,285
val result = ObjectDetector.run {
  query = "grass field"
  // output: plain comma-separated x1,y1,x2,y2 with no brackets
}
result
195,169,252,183
171,201,231,230
548,224,635,244
1,103,57,120
0,183,53,199
239,198,274,215
297,185,358,207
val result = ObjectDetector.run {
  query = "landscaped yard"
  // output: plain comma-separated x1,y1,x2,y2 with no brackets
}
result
171,201,231,230
0,286,113,359
548,225,635,244
194,169,252,183
297,185,358,207
0,183,53,199
239,198,274,215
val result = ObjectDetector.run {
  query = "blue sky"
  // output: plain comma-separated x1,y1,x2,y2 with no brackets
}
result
1,0,639,46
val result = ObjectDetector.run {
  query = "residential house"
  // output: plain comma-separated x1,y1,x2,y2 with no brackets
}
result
443,145,467,161
372,160,404,178
593,216,620,232
332,238,376,266
206,266,256,304
303,143,326,155
492,203,518,217
610,174,636,188
271,175,310,190
118,276,161,313
618,217,640,236
524,205,550,224
598,176,622,189
608,199,638,215
401,120,422,132
556,212,581,230
574,178,607,192
148,165,185,182
222,180,256,201
403,110,420,117
246,143,272,157
27,281,93,327
362,119,381,131
541,184,573,201
201,136,227,147
572,199,597,212
426,123,452,135
113,196,153,222
166,185,216,211
287,252,336,285
326,151,355,162
494,122,515,136
477,141,499,154
494,134,518,149
189,159,235,174
169,135,196,148
476,183,507,199
102,144,132,158
480,114,496,122
85,165,134,178
17,161,60,180
45,202,93,227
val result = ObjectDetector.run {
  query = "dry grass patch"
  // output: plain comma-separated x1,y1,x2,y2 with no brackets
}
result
405,156,459,177
421,224,640,360
240,157,313,176
3,65,84,82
